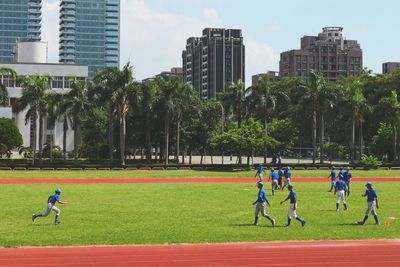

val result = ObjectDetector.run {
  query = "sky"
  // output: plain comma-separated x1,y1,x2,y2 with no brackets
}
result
43,0,400,84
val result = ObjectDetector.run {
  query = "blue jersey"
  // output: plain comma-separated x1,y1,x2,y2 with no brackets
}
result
336,180,346,191
284,170,291,179
329,171,336,181
338,170,345,179
257,189,267,203
278,169,284,178
365,189,377,202
257,166,266,174
48,194,60,204
270,172,279,180
344,172,352,182
289,191,297,204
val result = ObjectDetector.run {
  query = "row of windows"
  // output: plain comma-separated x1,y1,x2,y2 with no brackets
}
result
0,5,29,11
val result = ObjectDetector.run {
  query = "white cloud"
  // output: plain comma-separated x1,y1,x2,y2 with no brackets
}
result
203,8,221,25
41,1,59,63
245,39,280,83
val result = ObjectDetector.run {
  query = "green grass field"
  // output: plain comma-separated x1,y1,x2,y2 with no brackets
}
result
1,169,400,179
0,181,399,247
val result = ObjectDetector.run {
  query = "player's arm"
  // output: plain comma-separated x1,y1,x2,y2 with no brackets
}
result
375,197,379,209
280,195,290,204
266,198,271,207
58,200,68,204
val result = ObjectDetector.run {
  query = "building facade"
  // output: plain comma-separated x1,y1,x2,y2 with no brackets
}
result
0,0,42,63
251,71,280,86
182,28,245,99
0,41,88,152
280,27,362,81
382,62,400,74
59,0,120,78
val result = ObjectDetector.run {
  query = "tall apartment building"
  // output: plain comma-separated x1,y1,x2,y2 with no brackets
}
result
0,0,42,63
182,28,245,99
59,0,120,78
382,62,400,74
280,27,362,81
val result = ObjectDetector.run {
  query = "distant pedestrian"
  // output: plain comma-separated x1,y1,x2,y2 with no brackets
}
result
328,166,336,192
253,182,275,226
358,182,379,225
280,183,306,227
344,167,352,196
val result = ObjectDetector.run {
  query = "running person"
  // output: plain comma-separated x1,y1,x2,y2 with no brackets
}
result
328,166,337,192
334,177,348,211
344,167,352,196
268,168,279,195
280,184,306,227
282,166,291,191
255,164,267,181
32,188,68,225
358,182,380,225
253,182,276,226
278,167,284,189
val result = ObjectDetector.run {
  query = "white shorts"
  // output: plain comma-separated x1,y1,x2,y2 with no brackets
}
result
365,201,377,216
284,178,291,185
42,203,60,217
336,190,346,204
288,203,298,219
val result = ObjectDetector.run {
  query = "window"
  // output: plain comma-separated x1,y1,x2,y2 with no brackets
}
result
2,75,14,87
52,76,63,89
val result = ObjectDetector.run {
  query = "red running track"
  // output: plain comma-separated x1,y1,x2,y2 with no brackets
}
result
0,177,399,184
1,240,400,267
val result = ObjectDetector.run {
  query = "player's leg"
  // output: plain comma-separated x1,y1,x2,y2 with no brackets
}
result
52,206,61,224
336,192,341,211
360,202,373,225
342,192,348,210
347,182,351,196
287,206,292,226
260,203,275,226
371,202,379,224
33,203,52,221
293,204,306,226
271,182,274,195
329,181,334,192
254,203,260,225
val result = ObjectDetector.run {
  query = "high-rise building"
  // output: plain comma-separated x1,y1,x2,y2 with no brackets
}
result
252,71,280,86
280,27,362,81
382,62,400,74
59,0,120,78
0,0,42,63
182,28,245,99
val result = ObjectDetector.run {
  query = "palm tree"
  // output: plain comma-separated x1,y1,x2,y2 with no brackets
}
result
341,76,369,162
218,79,246,128
139,81,157,162
246,74,289,163
112,63,140,166
44,92,62,162
302,71,333,164
16,75,51,165
0,68,17,106
93,68,120,162
59,79,89,161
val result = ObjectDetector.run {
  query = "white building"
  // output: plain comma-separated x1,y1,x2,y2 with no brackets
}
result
0,41,88,153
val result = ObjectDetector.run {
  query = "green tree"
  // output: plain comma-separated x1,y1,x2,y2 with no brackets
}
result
0,118,23,157
0,67,16,106
268,118,299,155
59,79,89,161
369,122,393,160
218,79,246,128
16,75,51,164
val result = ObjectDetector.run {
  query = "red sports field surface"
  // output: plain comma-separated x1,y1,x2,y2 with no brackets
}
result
1,240,400,267
0,177,399,184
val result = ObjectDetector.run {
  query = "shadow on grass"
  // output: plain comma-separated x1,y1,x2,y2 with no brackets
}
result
339,222,361,226
231,223,287,228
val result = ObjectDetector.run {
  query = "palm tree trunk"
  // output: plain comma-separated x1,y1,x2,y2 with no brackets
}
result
351,115,355,163
320,114,324,164
175,118,180,163
263,111,267,164
74,119,80,162
312,110,317,164
108,107,114,162
38,115,44,163
32,112,37,165
359,120,363,160
50,135,53,163
119,112,126,166
63,115,67,160
393,125,397,161
164,110,169,164
145,112,152,163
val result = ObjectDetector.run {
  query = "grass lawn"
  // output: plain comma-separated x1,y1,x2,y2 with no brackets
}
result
0,182,399,247
0,169,400,179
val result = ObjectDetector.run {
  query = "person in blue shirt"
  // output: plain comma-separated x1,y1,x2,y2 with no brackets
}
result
32,188,68,225
278,167,284,189
338,166,345,180
252,182,275,226
358,182,379,225
282,166,292,191
327,166,337,192
344,167,352,196
254,164,267,181
334,177,348,211
280,184,306,227
268,168,279,195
